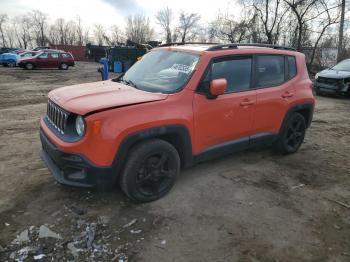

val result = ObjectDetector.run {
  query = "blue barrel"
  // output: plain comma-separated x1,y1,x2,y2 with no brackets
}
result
114,61,123,73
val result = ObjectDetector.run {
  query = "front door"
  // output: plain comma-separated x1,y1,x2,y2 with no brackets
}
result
193,56,256,154
36,52,49,68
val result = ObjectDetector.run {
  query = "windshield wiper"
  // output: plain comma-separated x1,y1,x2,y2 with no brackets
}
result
121,78,139,89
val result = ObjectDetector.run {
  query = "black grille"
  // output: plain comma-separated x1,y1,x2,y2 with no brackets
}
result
317,77,342,86
46,100,69,134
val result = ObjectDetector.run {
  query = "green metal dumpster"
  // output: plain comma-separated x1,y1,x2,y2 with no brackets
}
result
107,46,147,72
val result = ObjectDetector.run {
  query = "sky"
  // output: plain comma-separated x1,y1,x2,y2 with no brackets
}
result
0,0,242,33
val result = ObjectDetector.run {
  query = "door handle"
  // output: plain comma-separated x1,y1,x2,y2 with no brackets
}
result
240,100,255,106
281,91,294,98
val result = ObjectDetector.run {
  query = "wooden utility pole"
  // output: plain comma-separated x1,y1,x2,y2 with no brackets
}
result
337,0,345,62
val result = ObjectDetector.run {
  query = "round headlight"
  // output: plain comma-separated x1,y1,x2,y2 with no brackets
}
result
75,116,85,137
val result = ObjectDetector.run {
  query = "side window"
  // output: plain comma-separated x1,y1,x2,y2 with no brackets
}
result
287,56,297,79
62,53,71,58
38,53,48,59
198,57,252,93
50,53,59,59
256,55,285,87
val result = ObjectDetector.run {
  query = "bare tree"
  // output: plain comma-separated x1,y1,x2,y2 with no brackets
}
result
156,7,173,43
125,14,154,43
48,24,59,45
248,0,289,44
76,16,84,46
83,29,90,45
30,10,48,46
211,13,250,43
178,11,201,43
55,18,66,45
65,21,77,45
110,25,124,44
283,0,339,51
93,24,106,45
309,0,340,66
13,15,32,48
0,14,8,47
4,23,16,48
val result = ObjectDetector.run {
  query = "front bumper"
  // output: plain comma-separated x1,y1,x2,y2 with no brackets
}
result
314,81,349,95
40,129,116,189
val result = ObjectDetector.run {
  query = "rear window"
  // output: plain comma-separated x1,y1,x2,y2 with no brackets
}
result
62,53,72,58
256,55,285,87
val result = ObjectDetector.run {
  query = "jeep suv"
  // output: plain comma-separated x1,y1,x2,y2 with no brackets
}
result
40,43,315,202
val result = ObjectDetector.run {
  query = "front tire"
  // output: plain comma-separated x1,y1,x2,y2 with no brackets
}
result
120,139,180,202
276,112,306,155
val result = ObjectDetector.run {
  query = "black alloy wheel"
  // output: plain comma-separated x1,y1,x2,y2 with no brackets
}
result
120,139,180,202
276,112,306,154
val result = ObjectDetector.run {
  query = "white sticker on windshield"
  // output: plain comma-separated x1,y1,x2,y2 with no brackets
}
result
171,64,192,74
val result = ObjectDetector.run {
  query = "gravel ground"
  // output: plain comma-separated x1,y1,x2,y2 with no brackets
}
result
0,62,349,262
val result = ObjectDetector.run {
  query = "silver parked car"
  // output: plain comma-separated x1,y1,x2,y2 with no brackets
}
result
314,59,350,96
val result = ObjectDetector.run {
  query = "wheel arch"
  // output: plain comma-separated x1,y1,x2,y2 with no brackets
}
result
279,103,314,134
112,125,194,179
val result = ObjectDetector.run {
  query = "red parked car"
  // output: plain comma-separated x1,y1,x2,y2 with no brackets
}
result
18,51,75,70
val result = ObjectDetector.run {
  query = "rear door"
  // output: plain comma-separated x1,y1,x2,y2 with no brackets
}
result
49,53,60,68
193,56,257,153
252,55,297,137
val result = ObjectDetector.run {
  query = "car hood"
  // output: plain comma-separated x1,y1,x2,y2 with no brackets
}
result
317,69,350,79
48,80,168,115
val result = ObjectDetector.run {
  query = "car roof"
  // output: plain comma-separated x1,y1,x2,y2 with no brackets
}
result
155,43,298,56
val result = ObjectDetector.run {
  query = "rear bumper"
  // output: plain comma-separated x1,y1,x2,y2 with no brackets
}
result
40,129,116,189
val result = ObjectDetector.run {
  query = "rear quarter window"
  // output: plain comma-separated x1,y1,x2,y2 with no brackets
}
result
287,56,297,79
62,53,72,58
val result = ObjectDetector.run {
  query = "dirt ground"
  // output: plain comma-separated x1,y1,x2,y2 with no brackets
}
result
0,62,349,262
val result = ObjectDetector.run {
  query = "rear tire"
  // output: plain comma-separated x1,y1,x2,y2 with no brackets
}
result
60,63,68,70
25,63,34,70
275,112,306,155
120,139,180,202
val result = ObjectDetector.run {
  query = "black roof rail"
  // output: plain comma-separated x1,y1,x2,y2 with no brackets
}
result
206,43,296,51
158,42,219,47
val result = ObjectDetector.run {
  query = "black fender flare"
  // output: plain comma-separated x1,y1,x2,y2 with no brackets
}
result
111,125,194,179
279,103,314,134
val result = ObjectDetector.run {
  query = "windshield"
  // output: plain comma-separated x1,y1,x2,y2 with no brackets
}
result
332,59,350,71
119,50,199,93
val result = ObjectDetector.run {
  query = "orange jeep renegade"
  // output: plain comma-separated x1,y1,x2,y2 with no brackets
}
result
40,43,315,202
